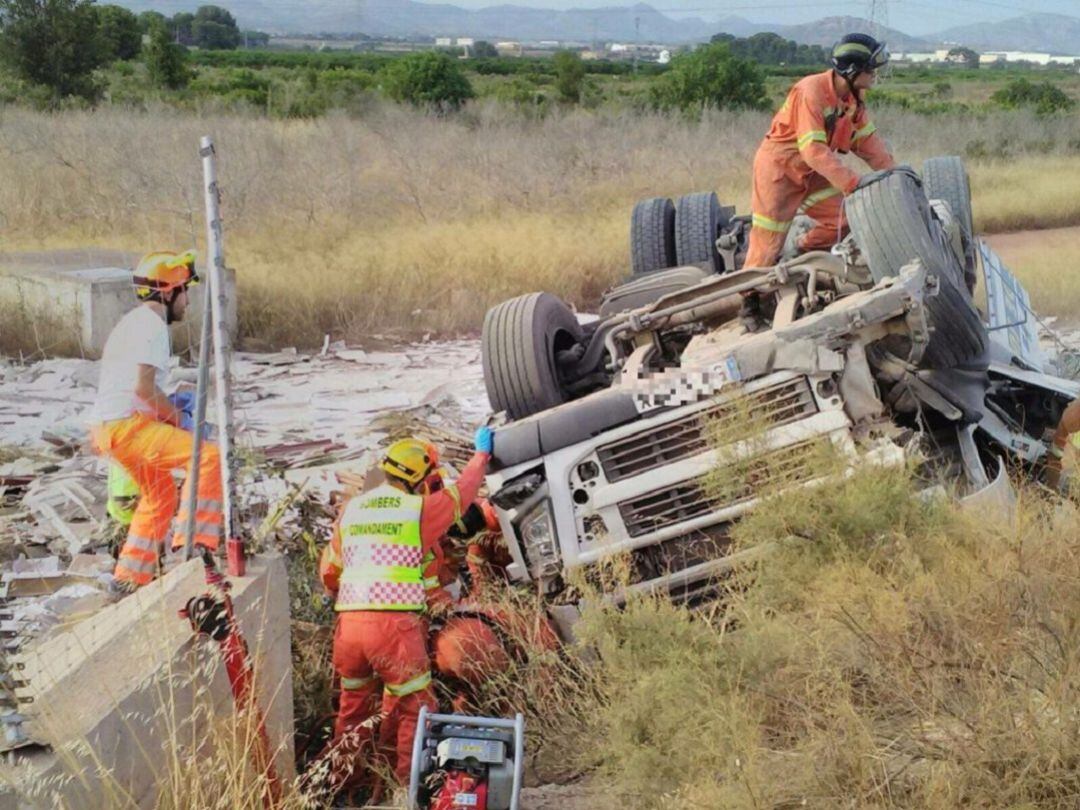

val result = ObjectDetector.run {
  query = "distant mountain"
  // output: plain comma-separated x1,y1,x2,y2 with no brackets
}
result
937,13,1080,54
111,2,1078,52
763,16,934,52
116,0,713,41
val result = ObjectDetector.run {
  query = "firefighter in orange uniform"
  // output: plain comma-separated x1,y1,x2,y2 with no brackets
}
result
745,33,896,269
89,251,223,591
318,428,492,789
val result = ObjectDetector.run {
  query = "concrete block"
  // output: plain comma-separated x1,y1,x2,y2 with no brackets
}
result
0,554,294,809
0,250,237,359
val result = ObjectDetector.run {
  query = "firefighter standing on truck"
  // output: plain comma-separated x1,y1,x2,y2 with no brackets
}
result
744,33,896,269
318,428,493,791
89,251,223,593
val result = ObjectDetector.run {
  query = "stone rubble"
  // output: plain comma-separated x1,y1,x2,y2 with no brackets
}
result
0,337,488,749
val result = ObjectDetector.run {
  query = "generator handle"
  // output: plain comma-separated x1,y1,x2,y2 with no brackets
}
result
511,712,525,810
407,705,430,810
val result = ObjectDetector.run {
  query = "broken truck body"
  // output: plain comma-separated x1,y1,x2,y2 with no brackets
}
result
480,159,1078,604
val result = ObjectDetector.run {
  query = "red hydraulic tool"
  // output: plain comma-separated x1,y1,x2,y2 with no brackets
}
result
180,549,281,809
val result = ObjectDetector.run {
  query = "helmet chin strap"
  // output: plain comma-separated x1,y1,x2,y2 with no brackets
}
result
165,291,180,325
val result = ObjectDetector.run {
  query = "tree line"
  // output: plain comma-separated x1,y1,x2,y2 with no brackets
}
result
0,0,263,101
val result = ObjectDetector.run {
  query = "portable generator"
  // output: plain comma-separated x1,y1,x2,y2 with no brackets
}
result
407,708,525,810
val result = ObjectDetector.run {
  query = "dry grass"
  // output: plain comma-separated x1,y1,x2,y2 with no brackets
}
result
985,229,1080,324
2,102,1079,349
549,452,1080,808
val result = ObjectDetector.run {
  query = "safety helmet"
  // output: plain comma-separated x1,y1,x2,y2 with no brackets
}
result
831,33,889,79
380,438,438,486
133,250,199,301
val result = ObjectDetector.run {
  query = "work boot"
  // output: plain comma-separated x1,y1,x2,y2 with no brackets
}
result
106,575,138,602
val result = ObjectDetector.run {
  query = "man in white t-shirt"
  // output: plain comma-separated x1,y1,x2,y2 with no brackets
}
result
90,251,224,590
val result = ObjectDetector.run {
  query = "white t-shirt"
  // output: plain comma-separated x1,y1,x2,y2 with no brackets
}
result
92,305,171,423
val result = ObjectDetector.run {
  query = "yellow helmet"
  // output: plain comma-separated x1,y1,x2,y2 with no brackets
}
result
380,438,438,486
133,250,199,300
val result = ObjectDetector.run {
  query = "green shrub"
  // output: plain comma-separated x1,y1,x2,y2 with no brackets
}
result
992,78,1075,115
650,42,767,113
382,51,474,110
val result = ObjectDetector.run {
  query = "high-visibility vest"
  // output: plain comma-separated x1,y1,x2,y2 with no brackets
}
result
335,484,425,612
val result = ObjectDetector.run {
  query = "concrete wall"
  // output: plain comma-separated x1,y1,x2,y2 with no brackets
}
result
0,554,294,809
0,250,237,359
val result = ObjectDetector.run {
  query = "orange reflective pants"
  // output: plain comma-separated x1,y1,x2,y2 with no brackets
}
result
91,413,222,586
330,611,437,787
745,142,847,269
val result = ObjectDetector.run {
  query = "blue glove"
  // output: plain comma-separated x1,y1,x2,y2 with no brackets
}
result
168,391,195,415
474,425,494,454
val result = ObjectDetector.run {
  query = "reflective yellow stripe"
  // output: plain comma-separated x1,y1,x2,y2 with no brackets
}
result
341,674,377,690
384,670,431,697
799,186,842,213
423,576,440,590
797,130,827,150
751,213,793,234
852,122,877,142
834,42,872,58
421,550,435,565
446,485,463,523
124,534,158,553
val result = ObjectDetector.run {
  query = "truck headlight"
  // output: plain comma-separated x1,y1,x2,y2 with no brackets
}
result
519,499,560,579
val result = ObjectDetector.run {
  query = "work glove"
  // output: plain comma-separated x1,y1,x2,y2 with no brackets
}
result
474,425,494,454
168,391,195,415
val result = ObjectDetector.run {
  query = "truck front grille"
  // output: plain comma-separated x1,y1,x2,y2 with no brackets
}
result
618,438,823,537
597,376,817,483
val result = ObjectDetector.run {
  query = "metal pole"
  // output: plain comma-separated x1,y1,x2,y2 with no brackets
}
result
200,136,242,574
181,263,214,560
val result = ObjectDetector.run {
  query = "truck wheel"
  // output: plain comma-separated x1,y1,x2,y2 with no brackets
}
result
482,293,584,420
846,168,987,370
922,156,976,289
630,197,677,276
675,192,728,273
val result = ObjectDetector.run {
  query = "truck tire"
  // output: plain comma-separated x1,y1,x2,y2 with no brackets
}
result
482,293,584,420
675,192,727,273
922,156,976,289
846,168,987,369
630,197,677,276
599,265,712,317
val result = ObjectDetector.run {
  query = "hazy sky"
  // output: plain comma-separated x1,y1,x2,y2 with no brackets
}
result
437,0,1078,35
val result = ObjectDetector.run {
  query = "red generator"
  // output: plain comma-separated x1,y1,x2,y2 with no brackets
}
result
407,708,525,810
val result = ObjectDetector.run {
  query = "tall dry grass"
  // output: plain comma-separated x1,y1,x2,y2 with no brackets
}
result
2,101,1079,347
546,453,1080,808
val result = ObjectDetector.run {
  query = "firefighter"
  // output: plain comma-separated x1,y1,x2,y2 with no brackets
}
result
318,428,493,789
744,33,897,269
89,251,222,592
1047,397,1080,489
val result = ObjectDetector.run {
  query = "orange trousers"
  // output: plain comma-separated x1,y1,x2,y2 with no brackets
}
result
91,413,222,586
330,611,437,787
745,142,847,269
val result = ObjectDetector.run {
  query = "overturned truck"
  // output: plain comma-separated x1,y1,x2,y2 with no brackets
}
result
479,158,1079,605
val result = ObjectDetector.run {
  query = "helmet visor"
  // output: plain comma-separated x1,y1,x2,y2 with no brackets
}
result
869,42,889,70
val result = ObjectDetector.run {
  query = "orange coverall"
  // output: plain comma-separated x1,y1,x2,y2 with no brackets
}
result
432,604,560,714
745,69,896,269
318,450,489,786
91,414,222,586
